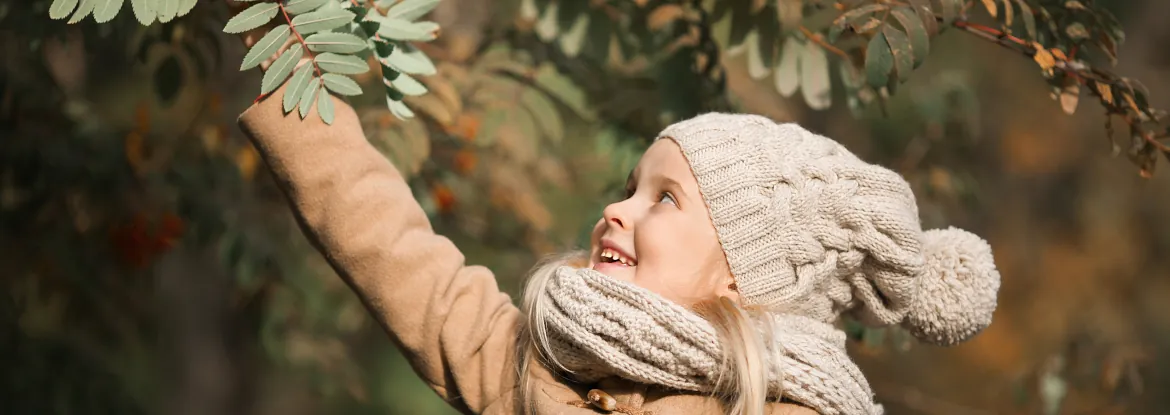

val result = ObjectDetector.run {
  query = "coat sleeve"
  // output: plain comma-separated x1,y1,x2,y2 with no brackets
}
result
238,86,520,414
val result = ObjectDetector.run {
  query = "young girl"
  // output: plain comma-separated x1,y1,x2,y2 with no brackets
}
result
238,52,1000,415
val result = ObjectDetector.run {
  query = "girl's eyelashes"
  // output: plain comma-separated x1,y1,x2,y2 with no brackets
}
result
621,186,677,208
658,191,678,206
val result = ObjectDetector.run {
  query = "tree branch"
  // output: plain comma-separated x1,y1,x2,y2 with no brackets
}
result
800,26,851,62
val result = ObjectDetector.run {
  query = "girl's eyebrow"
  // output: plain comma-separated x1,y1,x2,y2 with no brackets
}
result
658,176,689,201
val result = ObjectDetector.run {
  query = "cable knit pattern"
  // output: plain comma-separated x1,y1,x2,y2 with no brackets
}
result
656,114,1000,344
536,113,1000,414
541,267,883,415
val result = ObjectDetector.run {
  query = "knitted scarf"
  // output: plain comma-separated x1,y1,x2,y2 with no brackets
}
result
539,266,884,415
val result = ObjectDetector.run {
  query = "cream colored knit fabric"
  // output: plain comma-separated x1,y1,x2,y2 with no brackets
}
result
657,113,1000,346
541,266,883,415
536,112,1000,414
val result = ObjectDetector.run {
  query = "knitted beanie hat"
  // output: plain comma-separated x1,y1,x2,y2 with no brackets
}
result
657,113,1001,346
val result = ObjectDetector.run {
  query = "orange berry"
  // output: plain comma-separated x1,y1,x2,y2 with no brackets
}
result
432,185,456,214
453,150,477,174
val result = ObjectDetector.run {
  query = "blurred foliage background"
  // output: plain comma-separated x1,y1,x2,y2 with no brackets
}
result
3,0,1170,414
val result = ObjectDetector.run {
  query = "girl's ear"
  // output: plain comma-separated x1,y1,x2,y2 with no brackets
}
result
714,279,741,303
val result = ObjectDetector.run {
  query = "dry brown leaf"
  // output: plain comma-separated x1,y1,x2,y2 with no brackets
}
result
647,4,685,31
537,156,571,188
981,0,998,17
422,71,463,119
125,131,145,172
777,0,803,31
1050,48,1068,61
405,93,455,126
235,146,259,181
1002,0,1013,26
1060,82,1080,114
1096,82,1114,105
1032,45,1056,76
494,120,538,164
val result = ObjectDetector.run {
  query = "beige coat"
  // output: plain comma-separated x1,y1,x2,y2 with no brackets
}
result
238,87,819,415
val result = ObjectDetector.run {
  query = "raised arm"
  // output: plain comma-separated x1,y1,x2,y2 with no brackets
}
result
238,85,519,413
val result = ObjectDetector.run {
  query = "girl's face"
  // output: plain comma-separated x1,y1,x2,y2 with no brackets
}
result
587,138,737,305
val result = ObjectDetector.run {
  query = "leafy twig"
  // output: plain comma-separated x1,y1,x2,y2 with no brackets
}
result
800,26,851,62
279,2,321,78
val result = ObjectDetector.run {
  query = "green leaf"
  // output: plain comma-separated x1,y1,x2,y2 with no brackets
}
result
1065,22,1089,40
535,1,559,41
349,4,369,21
890,7,928,68
316,52,369,74
774,36,801,98
388,96,415,119
49,0,79,20
865,32,893,88
240,24,291,70
157,0,178,23
261,44,303,95
129,0,153,24
882,25,914,83
385,0,440,21
291,8,355,35
839,59,866,91
305,32,367,53
377,17,438,41
374,40,395,57
756,13,780,72
388,73,426,96
299,77,321,119
799,40,831,110
744,31,768,80
908,0,939,35
534,64,595,120
558,14,589,58
223,2,279,34
385,83,405,100
939,0,961,25
520,89,564,144
322,73,363,95
318,88,335,124
93,0,124,23
284,64,314,113
285,0,328,15
360,20,382,36
1015,0,1037,40
178,0,196,17
68,0,96,24
381,62,400,81
382,42,436,75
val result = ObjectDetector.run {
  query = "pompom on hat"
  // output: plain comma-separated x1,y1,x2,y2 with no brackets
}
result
657,113,1001,346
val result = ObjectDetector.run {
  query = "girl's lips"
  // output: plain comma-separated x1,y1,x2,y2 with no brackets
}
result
592,261,633,273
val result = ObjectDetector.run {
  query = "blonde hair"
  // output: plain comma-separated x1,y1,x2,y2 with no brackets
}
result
514,251,782,415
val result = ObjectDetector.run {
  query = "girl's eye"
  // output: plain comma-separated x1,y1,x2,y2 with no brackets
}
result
658,192,677,206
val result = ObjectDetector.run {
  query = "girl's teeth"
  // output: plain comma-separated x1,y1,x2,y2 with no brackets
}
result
599,248,635,266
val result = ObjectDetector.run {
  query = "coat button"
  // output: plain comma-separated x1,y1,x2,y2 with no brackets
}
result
586,389,618,411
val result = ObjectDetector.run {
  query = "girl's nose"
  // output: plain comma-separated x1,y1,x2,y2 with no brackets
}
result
602,201,630,230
